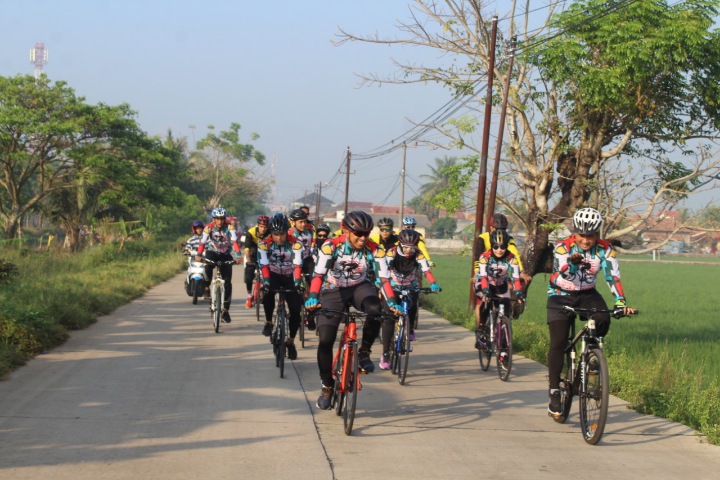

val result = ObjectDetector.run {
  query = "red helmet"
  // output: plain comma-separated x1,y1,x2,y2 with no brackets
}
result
489,213,508,230
257,215,270,225
398,229,420,247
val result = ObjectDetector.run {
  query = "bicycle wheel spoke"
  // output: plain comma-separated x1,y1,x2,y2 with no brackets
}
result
579,347,609,445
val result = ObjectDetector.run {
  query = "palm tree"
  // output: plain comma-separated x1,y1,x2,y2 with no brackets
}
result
410,156,458,221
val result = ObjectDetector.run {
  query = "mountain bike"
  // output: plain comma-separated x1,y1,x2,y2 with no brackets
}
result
390,286,438,385
317,308,389,435
475,296,513,381
551,305,637,445
268,287,297,379
205,258,236,334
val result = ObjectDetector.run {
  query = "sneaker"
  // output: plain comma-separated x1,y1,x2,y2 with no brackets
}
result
306,314,316,331
409,331,416,342
316,384,333,410
286,342,297,360
548,390,562,416
262,323,272,336
358,347,375,373
222,310,231,323
245,297,253,309
379,353,390,370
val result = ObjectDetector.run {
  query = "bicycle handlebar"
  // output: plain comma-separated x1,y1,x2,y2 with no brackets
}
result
395,286,440,295
203,258,237,266
561,305,639,319
317,308,396,321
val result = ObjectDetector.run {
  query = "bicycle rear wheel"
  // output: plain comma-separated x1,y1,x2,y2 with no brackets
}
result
495,316,513,381
343,341,359,435
213,285,222,333
579,347,609,445
553,348,574,424
477,327,491,371
397,315,411,385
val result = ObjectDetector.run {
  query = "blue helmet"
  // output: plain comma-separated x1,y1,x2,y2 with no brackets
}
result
402,215,416,226
211,207,227,218
191,220,204,230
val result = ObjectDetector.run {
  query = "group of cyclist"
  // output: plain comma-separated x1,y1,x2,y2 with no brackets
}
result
184,204,636,419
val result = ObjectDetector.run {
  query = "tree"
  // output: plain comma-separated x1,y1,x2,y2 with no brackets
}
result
336,0,720,280
408,156,460,220
189,123,266,211
428,216,457,239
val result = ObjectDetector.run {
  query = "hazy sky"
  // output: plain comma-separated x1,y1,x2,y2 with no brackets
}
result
2,0,469,210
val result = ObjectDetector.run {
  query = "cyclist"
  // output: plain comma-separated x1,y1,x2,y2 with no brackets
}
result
305,211,402,410
546,207,636,416
474,229,524,353
243,214,270,308
370,217,399,250
258,213,304,360
401,216,433,265
195,207,242,323
378,229,441,370
475,213,531,282
182,220,205,254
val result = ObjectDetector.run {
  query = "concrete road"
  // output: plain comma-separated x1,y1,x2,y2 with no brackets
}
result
0,274,718,479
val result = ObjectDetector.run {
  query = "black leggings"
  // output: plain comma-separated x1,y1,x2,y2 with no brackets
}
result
262,274,302,338
547,291,610,389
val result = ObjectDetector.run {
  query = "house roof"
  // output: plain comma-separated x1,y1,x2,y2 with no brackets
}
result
291,192,334,206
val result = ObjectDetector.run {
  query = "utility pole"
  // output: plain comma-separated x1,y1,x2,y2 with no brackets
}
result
469,16,498,310
315,182,323,224
486,36,517,232
399,141,407,225
344,146,351,215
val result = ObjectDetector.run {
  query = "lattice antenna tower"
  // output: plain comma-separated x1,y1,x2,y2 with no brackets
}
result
29,42,48,79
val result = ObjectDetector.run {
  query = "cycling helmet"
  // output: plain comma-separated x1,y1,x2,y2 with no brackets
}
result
402,215,417,226
268,213,290,234
398,229,420,247
377,217,394,228
572,207,603,234
257,214,270,225
191,220,204,230
489,213,509,230
342,211,374,234
211,207,226,218
289,208,308,221
489,229,510,249
316,223,331,235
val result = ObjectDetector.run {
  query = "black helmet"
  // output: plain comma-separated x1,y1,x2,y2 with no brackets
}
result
398,229,420,247
377,217,394,228
289,208,308,221
269,213,290,234
316,223,331,235
490,229,510,249
489,213,508,230
342,211,374,235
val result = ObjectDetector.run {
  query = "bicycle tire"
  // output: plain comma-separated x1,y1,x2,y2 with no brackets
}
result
495,316,513,381
553,348,574,424
580,347,609,445
398,314,411,385
343,341,359,435
192,279,201,305
477,326,491,371
213,284,222,334
390,319,401,374
299,306,306,349
254,276,262,322
334,346,345,417
278,309,286,378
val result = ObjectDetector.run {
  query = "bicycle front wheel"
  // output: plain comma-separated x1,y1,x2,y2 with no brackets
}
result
277,311,287,378
477,327,491,371
579,347,609,445
343,341,359,435
397,315,411,385
333,347,345,417
213,284,222,333
495,316,513,381
253,279,262,322
299,306,306,349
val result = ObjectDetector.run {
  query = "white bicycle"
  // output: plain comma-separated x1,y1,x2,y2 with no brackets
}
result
204,258,236,333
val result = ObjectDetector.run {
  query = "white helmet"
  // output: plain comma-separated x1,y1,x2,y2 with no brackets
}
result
572,208,603,234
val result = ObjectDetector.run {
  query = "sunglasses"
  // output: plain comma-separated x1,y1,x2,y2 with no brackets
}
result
379,228,391,232
350,230,371,238
403,225,415,229
492,244,507,250
316,235,328,240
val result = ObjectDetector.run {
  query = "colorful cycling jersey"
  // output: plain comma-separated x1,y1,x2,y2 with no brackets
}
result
197,223,241,256
309,234,396,302
548,236,626,304
258,235,303,280
476,250,522,292
385,245,436,288
475,231,524,273
243,225,270,262
288,226,314,259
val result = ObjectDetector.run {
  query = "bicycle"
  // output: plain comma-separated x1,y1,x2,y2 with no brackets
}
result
475,296,513,381
267,287,297,379
390,286,438,385
551,305,637,445
316,308,390,435
204,258,236,334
